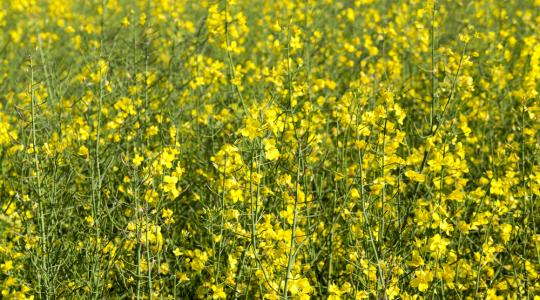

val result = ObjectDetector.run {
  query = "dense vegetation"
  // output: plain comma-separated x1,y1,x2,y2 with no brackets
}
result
0,0,539,299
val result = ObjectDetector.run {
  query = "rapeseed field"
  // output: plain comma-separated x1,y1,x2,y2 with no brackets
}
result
0,0,539,299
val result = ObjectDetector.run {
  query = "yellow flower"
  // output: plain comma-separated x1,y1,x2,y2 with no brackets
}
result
162,175,180,199
85,215,94,226
429,234,450,257
146,125,159,137
447,189,465,202
159,262,169,275
350,187,360,199
500,224,512,243
132,154,144,167
328,282,343,299
229,189,243,203
78,145,89,157
1,260,13,272
173,248,182,257
410,269,433,292
239,117,262,140
162,208,173,219
386,284,400,300
405,170,425,183
121,17,130,27
263,138,280,161
407,250,424,267
177,272,189,283
211,284,226,299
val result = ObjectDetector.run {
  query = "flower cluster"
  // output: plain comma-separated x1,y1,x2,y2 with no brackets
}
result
0,0,539,299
